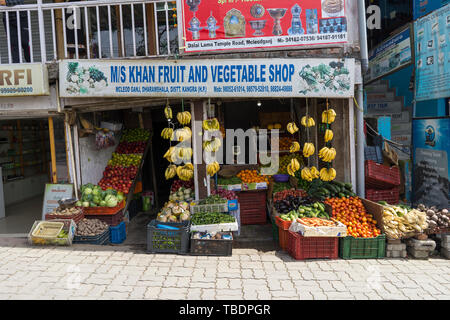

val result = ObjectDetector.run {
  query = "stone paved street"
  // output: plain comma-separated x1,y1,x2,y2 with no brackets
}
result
0,243,449,300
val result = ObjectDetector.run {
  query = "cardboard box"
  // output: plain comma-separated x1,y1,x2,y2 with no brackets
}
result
289,220,347,237
241,182,268,191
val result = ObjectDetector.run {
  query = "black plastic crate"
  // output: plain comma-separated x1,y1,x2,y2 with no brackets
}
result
73,229,110,245
364,145,383,164
190,232,233,256
146,220,190,254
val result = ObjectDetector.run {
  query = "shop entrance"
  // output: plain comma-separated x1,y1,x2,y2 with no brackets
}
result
0,117,67,235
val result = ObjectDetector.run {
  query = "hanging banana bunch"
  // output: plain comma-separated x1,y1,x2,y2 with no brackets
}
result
202,118,220,131
324,129,334,143
176,163,194,181
287,122,299,134
321,109,336,124
319,147,337,163
165,164,177,180
303,142,315,158
163,146,177,163
290,141,300,153
286,158,301,176
301,116,315,128
178,147,193,162
203,137,222,153
175,127,192,142
164,105,173,120
161,127,174,140
206,161,220,176
319,167,337,182
300,166,320,182
177,111,192,125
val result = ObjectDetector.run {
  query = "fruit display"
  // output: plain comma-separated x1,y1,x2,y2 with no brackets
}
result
171,180,194,193
103,165,138,179
77,184,123,208
120,128,150,142
300,167,320,182
198,195,227,205
237,169,270,184
303,143,315,158
217,176,242,185
177,111,192,125
115,141,146,154
156,201,191,223
203,137,222,152
191,212,236,225
161,127,174,140
211,189,238,200
322,108,336,124
75,219,109,237
108,153,142,167
164,105,173,120
203,118,220,131
287,158,301,176
165,164,177,180
416,204,450,230
301,116,316,128
324,197,381,238
169,186,194,201
278,202,330,221
307,180,356,200
98,176,133,194
287,122,299,134
207,161,221,176
381,205,429,239
274,195,315,214
273,189,307,202
163,147,177,163
176,163,194,181
318,147,337,163
276,137,295,151
297,217,337,227
278,153,303,174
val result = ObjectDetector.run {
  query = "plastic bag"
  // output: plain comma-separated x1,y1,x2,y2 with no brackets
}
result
95,130,115,150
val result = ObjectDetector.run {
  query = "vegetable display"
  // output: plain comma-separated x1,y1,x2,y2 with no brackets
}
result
171,180,194,193
77,184,123,208
237,170,270,184
325,197,381,238
75,219,109,237
272,182,292,195
198,195,227,205
278,202,330,222
191,212,236,226
169,186,194,201
416,204,450,230
273,189,307,202
381,205,428,239
217,176,242,185
49,207,82,216
276,154,303,175
274,195,314,214
156,201,191,223
307,179,356,200
211,189,238,200
297,217,337,227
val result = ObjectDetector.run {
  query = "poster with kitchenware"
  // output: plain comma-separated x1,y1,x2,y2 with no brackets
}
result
414,4,450,101
181,0,347,52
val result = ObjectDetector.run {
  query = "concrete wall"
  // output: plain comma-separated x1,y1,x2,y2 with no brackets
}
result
3,173,48,207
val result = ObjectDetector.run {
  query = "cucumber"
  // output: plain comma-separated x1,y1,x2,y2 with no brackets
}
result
345,183,353,190
320,188,330,195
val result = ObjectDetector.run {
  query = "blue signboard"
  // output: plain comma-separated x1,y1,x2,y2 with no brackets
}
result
414,4,450,101
414,0,450,20
412,117,450,208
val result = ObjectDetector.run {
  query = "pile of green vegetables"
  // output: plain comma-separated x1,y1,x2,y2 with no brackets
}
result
272,182,292,194
279,202,330,222
217,176,242,185
191,212,236,225
76,183,124,208
198,195,227,205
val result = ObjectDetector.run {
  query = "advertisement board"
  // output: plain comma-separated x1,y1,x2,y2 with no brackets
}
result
41,184,74,220
414,4,450,101
59,59,355,98
0,63,49,97
181,0,347,53
414,0,449,20
365,27,412,83
412,117,450,208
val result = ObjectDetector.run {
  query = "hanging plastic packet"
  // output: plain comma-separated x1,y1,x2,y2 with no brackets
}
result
95,129,115,150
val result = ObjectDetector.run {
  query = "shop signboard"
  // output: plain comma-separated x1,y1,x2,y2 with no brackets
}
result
41,184,74,220
414,4,450,101
413,0,449,20
0,63,49,97
365,27,412,84
180,0,347,53
59,59,355,99
412,117,450,208
0,85,58,116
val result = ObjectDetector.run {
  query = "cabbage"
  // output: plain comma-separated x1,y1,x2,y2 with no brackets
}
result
76,201,82,206
82,193,93,202
82,201,90,207
90,202,97,207
93,196,102,204
105,189,115,196
100,200,107,207
92,187,101,196
106,196,118,207
83,187,93,195
117,194,124,202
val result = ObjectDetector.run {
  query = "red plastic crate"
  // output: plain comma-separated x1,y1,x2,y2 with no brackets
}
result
287,231,339,260
275,216,292,231
365,160,401,189
84,209,124,226
237,190,267,225
45,208,84,224
366,188,400,204
278,226,289,251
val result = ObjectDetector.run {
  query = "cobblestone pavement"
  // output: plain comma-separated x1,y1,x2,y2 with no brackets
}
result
0,244,449,300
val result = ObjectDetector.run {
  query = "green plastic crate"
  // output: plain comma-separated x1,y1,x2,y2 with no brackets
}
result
270,216,279,243
339,234,386,259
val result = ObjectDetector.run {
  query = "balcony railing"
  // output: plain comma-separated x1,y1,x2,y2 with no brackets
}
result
0,0,180,64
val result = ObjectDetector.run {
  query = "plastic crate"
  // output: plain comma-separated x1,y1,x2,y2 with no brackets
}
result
278,226,289,251
28,219,76,246
147,220,190,254
366,188,399,204
364,146,383,164
191,202,229,214
275,216,292,231
83,201,125,215
189,232,233,256
45,208,85,224
237,190,267,225
287,231,339,260
339,234,386,259
365,160,401,189
84,209,124,226
110,221,126,244
73,228,110,245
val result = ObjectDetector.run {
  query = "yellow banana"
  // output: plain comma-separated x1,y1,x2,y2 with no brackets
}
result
310,166,320,179
287,122,299,134
324,129,334,142
290,158,300,172
301,116,315,128
290,141,300,153
177,111,191,125
164,106,173,120
322,109,336,124
165,165,176,179
303,143,315,158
